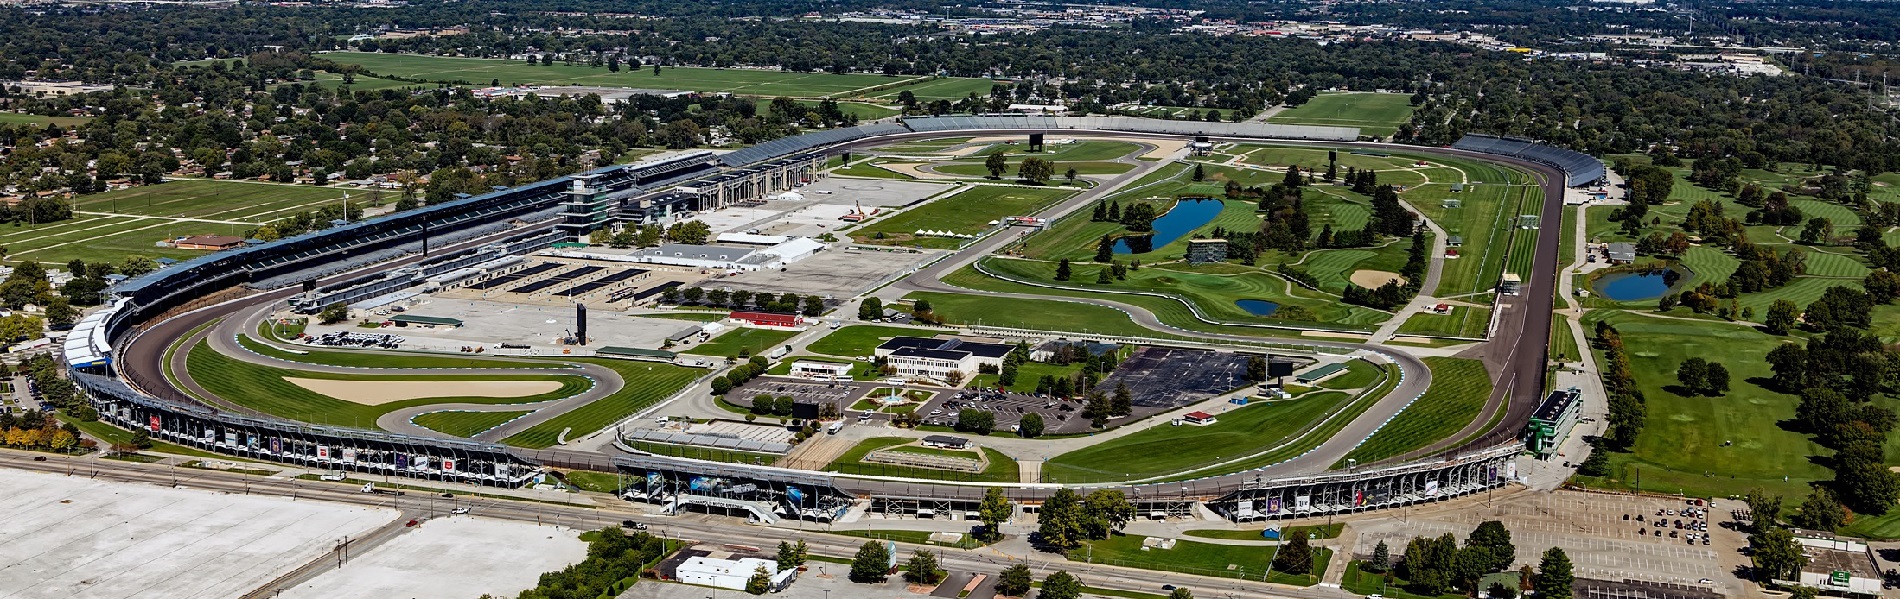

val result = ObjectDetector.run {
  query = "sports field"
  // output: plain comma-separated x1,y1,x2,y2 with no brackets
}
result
0,179,366,264
850,185,1074,249
1075,533,1330,586
320,52,989,99
0,111,91,127
1043,391,1352,483
1266,92,1416,138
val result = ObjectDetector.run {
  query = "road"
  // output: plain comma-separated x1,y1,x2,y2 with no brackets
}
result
0,449,1357,599
106,127,1568,498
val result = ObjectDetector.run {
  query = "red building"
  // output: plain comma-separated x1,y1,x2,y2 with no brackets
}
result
729,311,804,327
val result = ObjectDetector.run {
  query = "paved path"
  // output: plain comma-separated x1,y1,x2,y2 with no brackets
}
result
1368,197,1453,344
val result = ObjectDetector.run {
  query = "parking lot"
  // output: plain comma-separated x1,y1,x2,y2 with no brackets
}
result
1098,347,1254,413
729,377,879,416
912,387,1094,436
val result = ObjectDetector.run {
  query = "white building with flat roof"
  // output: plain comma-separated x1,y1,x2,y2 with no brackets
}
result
674,557,795,592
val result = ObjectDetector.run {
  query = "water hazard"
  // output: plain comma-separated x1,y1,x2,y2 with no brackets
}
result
1113,198,1223,254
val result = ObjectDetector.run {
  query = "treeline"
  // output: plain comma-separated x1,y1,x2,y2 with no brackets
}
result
501,527,671,599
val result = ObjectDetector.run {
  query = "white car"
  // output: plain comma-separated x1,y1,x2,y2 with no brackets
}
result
451,507,470,515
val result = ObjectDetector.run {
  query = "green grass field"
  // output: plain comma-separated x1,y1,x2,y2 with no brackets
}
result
864,77,1000,101
502,359,703,448
320,52,989,99
0,111,92,127
851,185,1074,249
905,291,1176,339
76,178,359,221
931,160,1134,178
969,360,1083,393
1317,359,1383,390
1568,310,1829,499
1339,357,1492,466
1396,306,1491,339
1182,523,1343,541
824,437,1019,482
681,327,801,358
979,256,1388,328
1043,392,1352,483
411,410,529,437
1,178,380,264
239,335,566,369
797,100,900,120
968,141,1144,162
806,325,939,357
1076,533,1329,585
628,440,780,466
1266,92,1417,138
186,341,592,428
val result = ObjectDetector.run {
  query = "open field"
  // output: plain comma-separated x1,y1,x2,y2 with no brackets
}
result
1396,306,1490,338
0,469,395,599
502,359,702,448
1182,523,1343,541
932,266,1342,339
797,99,900,120
77,178,360,221
1076,533,1330,586
905,291,1174,339
186,342,590,427
0,179,370,264
411,410,530,437
850,185,1073,249
807,324,940,358
0,111,92,127
965,140,1145,162
979,257,1390,328
1338,357,1491,466
239,335,567,369
1568,310,1827,499
1266,92,1417,138
279,71,424,92
931,160,1135,178
681,327,801,358
321,52,989,99
628,440,780,465
824,437,1020,482
1043,391,1352,483
864,77,999,101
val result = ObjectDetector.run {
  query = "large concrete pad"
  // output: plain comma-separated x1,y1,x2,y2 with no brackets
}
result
0,468,396,599
278,517,587,599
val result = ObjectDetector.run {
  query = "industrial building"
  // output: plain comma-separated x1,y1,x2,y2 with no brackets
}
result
673,556,796,592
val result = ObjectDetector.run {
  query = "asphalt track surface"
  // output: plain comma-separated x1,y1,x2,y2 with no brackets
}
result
111,128,1564,497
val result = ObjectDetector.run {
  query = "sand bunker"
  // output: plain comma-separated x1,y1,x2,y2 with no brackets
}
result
1350,270,1407,288
1138,139,1188,159
285,378,563,405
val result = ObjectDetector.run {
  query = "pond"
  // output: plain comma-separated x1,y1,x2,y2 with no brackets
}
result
1114,198,1224,254
1594,269,1682,301
1234,299,1280,316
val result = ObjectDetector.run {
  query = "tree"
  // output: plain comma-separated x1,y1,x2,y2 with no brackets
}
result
777,540,802,572
1018,157,1054,184
119,256,158,277
1675,357,1707,395
955,409,995,435
1095,268,1111,284
849,540,890,582
1533,548,1574,599
1468,520,1516,572
746,565,772,595
43,297,76,329
1704,362,1730,395
1018,412,1044,438
1066,167,1078,184
1272,533,1313,574
318,302,348,325
1094,234,1116,262
1055,259,1072,281
1746,489,1785,530
1804,285,1873,332
1763,299,1799,335
985,152,1009,179
1110,382,1133,416
1865,270,1900,304
1081,489,1135,540
1191,162,1205,182
859,297,884,321
996,564,1033,597
978,487,1012,541
1039,571,1083,599
1168,588,1194,599
1801,217,1834,245
1791,487,1847,532
1366,540,1390,573
1036,488,1083,550
1748,526,1807,582
902,549,944,584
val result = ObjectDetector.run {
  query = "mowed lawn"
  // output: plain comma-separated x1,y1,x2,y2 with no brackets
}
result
682,327,801,358
1267,92,1417,138
185,341,592,428
503,358,703,448
806,325,941,358
1569,311,1831,500
0,111,92,127
1043,391,1352,483
905,290,1162,339
321,52,988,99
851,185,1074,249
1339,357,1491,466
411,410,530,437
1077,533,1330,585
76,179,356,221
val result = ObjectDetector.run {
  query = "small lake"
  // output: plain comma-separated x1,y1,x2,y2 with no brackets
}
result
1594,270,1680,301
1113,198,1223,254
1235,299,1280,316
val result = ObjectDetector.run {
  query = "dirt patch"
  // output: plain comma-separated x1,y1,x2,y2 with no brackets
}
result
284,378,563,406
1300,330,1369,341
875,162,959,180
1350,270,1406,288
1138,139,1187,159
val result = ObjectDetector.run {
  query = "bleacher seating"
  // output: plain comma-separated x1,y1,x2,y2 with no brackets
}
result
1452,134,1605,187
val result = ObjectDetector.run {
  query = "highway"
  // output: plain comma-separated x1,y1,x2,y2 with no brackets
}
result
102,127,1567,499
0,449,1358,599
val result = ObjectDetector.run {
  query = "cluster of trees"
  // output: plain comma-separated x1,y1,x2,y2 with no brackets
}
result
0,408,84,453
995,341,1032,388
1091,199,1160,234
1672,357,1731,397
507,527,670,599
1375,521,1523,596
1591,322,1647,451
1342,231,1426,310
1079,382,1137,428
665,287,826,317
1775,326,1900,514
1741,491,1811,583
1034,487,1135,552
709,355,771,396
588,223,664,249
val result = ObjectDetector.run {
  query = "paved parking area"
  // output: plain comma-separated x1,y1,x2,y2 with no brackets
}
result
914,388,1093,435
731,377,879,416
1100,347,1253,410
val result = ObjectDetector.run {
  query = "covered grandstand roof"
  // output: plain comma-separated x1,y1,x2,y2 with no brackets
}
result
1451,134,1606,187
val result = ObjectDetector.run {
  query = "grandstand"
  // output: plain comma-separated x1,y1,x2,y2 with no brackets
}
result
901,115,1359,141
1451,134,1606,187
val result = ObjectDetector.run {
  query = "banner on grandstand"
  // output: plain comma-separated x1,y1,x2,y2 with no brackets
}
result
201,428,215,441
495,463,509,479
1355,490,1366,507
148,416,161,432
224,432,237,446
395,453,409,469
787,486,806,506
247,435,259,449
1294,495,1310,511
342,448,357,464
1266,497,1281,514
1506,462,1517,480
316,445,330,459
1425,480,1440,496
270,437,281,454
441,458,456,472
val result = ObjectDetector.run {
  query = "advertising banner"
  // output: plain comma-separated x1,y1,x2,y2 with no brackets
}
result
1506,462,1518,480
224,432,237,446
787,486,806,506
149,416,162,432
1266,497,1281,513
442,458,456,472
342,448,357,464
316,445,330,459
395,453,409,469
270,437,281,454
1425,480,1441,496
1294,495,1311,511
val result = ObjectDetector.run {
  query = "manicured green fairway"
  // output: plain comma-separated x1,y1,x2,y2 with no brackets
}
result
1043,392,1352,483
970,141,1144,162
1317,359,1383,390
1568,311,1829,499
1339,357,1491,466
932,160,1134,178
807,325,941,357
411,410,530,437
187,342,592,428
239,335,565,369
905,291,1170,338
864,77,1000,101
1396,306,1491,339
1266,92,1417,137
979,257,1388,327
1076,533,1329,585
320,52,989,99
503,359,703,448
681,327,801,358
851,185,1074,249
75,178,357,221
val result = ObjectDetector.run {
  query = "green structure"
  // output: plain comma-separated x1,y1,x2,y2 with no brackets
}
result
1524,387,1582,458
558,173,616,240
